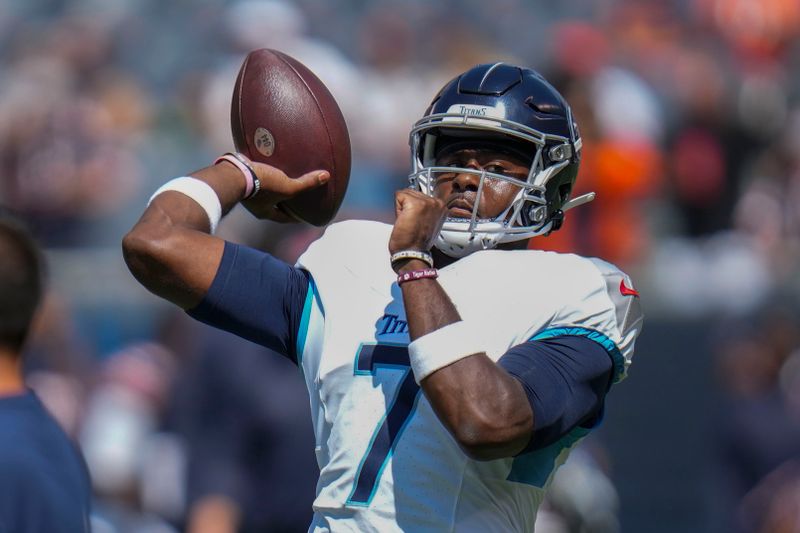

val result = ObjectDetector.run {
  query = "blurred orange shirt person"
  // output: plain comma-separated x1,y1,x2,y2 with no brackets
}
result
535,138,663,268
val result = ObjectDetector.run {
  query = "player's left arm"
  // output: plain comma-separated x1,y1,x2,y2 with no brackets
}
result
390,190,614,461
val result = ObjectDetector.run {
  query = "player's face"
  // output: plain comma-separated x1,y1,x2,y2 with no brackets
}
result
432,145,530,220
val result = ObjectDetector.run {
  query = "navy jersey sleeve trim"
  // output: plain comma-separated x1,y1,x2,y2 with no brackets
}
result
498,335,614,453
188,241,310,364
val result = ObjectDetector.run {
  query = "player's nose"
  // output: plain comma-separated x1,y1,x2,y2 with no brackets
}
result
452,163,481,192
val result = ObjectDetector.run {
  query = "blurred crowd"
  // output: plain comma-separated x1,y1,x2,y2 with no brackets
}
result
1,0,799,531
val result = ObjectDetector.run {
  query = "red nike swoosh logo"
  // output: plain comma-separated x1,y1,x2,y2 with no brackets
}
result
620,279,639,297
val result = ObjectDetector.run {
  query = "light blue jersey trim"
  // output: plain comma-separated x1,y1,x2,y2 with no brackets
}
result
531,326,625,383
296,277,322,366
507,426,590,487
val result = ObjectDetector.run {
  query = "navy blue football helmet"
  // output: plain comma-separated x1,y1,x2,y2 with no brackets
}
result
409,62,594,257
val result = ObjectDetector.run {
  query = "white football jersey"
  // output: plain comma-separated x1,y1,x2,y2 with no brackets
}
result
295,220,642,532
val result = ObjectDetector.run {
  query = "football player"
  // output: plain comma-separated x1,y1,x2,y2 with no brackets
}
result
124,63,642,532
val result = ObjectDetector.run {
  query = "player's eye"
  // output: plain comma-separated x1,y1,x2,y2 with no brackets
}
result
486,162,528,180
485,164,506,175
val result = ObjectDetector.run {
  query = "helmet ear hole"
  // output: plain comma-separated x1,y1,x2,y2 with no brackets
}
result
521,202,543,227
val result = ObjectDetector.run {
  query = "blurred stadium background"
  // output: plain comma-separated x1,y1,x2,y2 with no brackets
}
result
2,0,800,531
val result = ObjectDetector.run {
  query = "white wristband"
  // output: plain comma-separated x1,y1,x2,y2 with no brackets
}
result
149,177,222,234
407,321,487,383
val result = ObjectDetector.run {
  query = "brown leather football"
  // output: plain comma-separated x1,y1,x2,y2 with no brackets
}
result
231,49,351,226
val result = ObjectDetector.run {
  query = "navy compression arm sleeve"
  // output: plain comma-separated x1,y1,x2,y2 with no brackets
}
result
188,242,310,363
498,335,613,452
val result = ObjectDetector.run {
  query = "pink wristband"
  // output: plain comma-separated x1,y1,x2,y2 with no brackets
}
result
397,268,439,285
214,152,260,199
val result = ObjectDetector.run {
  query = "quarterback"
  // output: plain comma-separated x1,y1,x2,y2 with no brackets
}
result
124,63,642,532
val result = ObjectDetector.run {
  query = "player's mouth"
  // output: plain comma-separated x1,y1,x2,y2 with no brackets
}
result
447,198,476,219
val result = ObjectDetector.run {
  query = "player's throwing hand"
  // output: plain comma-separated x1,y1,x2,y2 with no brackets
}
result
245,160,330,222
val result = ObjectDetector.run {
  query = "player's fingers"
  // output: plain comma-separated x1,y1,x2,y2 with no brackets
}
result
287,170,330,196
249,161,328,198
250,161,292,189
394,190,412,213
395,189,435,212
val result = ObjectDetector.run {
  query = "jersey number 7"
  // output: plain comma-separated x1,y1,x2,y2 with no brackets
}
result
346,343,421,506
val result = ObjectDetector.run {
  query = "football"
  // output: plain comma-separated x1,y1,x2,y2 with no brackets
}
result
231,49,351,226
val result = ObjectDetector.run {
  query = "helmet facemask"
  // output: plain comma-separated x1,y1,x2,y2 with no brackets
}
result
409,111,586,258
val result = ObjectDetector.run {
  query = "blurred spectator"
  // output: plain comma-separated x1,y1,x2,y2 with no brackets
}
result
23,290,95,437
0,211,92,532
80,342,180,532
168,315,318,533
539,33,665,266
739,460,800,533
693,0,800,63
712,304,800,533
0,14,149,247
